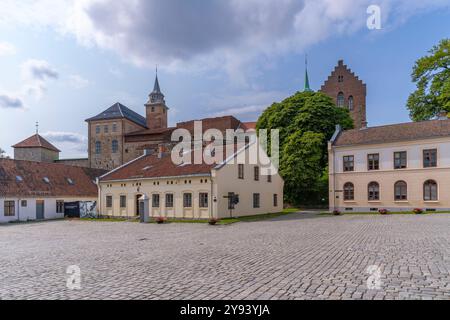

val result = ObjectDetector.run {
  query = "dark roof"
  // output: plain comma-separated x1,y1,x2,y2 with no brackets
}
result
12,134,61,152
334,119,450,147
86,102,147,128
0,159,107,197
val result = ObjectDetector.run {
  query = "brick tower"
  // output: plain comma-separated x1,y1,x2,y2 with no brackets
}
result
145,72,169,130
320,60,367,129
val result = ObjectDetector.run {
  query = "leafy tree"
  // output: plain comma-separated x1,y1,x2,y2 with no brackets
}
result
0,148,9,159
257,91,353,206
407,38,450,121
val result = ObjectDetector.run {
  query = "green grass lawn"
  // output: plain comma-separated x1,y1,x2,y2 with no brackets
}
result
321,211,450,216
78,208,300,225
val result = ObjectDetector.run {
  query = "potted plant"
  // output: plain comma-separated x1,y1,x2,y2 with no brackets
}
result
208,218,220,225
413,208,424,215
154,216,167,224
378,209,389,215
333,210,341,216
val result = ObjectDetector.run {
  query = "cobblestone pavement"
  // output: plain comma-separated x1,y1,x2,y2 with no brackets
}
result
0,213,449,300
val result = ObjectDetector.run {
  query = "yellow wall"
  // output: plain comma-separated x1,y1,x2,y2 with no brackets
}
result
329,137,450,212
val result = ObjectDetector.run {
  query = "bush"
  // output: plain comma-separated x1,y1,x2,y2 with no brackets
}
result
333,210,341,216
413,208,424,214
379,209,389,215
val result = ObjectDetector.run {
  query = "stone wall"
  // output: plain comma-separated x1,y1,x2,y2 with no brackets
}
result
14,148,59,163
320,60,367,129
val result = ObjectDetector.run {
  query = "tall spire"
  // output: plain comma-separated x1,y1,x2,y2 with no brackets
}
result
149,67,165,104
304,55,312,92
153,65,161,93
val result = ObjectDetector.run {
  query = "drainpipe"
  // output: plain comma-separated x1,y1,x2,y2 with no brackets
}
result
96,178,101,218
210,175,214,219
17,199,20,222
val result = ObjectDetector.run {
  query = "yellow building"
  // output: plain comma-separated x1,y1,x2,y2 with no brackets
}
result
98,143,284,219
329,116,450,213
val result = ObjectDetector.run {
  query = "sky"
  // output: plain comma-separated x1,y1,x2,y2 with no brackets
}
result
1,0,450,159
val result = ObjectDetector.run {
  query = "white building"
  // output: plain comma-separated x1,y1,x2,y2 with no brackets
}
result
0,159,105,223
98,142,284,219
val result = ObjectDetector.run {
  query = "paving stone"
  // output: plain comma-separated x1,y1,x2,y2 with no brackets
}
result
0,213,449,300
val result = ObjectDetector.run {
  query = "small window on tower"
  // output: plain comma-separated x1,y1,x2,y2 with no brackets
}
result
152,107,155,112
338,75,344,82
348,96,354,111
337,92,345,108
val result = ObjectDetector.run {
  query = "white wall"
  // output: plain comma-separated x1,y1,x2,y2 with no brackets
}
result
0,197,97,223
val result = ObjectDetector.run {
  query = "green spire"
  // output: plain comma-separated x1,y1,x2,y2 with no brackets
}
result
304,55,313,92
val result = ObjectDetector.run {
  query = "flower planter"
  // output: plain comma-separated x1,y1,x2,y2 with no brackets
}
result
208,218,220,225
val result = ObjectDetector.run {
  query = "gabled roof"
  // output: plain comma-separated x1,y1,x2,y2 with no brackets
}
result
0,159,107,197
100,151,215,182
333,118,450,147
12,134,61,152
86,102,147,128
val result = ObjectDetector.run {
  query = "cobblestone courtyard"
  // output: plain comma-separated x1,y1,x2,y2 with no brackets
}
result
0,213,449,300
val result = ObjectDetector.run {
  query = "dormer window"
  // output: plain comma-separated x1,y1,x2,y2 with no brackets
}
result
67,178,74,185
43,177,50,184
16,175,23,182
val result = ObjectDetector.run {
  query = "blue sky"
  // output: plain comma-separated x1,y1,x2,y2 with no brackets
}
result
1,0,450,158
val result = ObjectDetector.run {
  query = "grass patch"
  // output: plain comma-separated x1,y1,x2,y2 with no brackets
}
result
77,208,301,225
321,211,450,215
78,218,134,222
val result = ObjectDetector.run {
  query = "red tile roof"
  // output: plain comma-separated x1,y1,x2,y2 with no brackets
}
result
100,153,214,182
334,119,450,146
242,122,257,130
12,134,61,152
0,159,106,197
176,116,242,133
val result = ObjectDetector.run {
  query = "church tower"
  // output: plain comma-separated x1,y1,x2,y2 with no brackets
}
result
145,72,169,130
320,60,367,129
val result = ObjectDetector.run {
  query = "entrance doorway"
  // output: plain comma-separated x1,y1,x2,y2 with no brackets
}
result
36,200,45,220
135,195,143,216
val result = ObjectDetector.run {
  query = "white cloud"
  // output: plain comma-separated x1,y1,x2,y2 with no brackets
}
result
20,59,59,100
206,90,287,120
0,42,16,56
41,131,87,155
0,94,24,109
1,0,449,82
68,74,90,89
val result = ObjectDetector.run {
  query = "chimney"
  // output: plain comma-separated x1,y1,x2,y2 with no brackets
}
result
158,144,167,159
438,110,448,120
360,120,368,130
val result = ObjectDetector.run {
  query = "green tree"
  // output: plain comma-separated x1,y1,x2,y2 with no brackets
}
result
407,38,450,121
257,91,353,206
0,148,9,159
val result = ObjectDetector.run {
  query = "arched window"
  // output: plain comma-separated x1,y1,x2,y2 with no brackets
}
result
112,140,119,153
348,96,354,111
337,92,345,108
394,181,407,201
424,180,438,201
343,182,354,201
95,141,101,154
368,182,380,201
